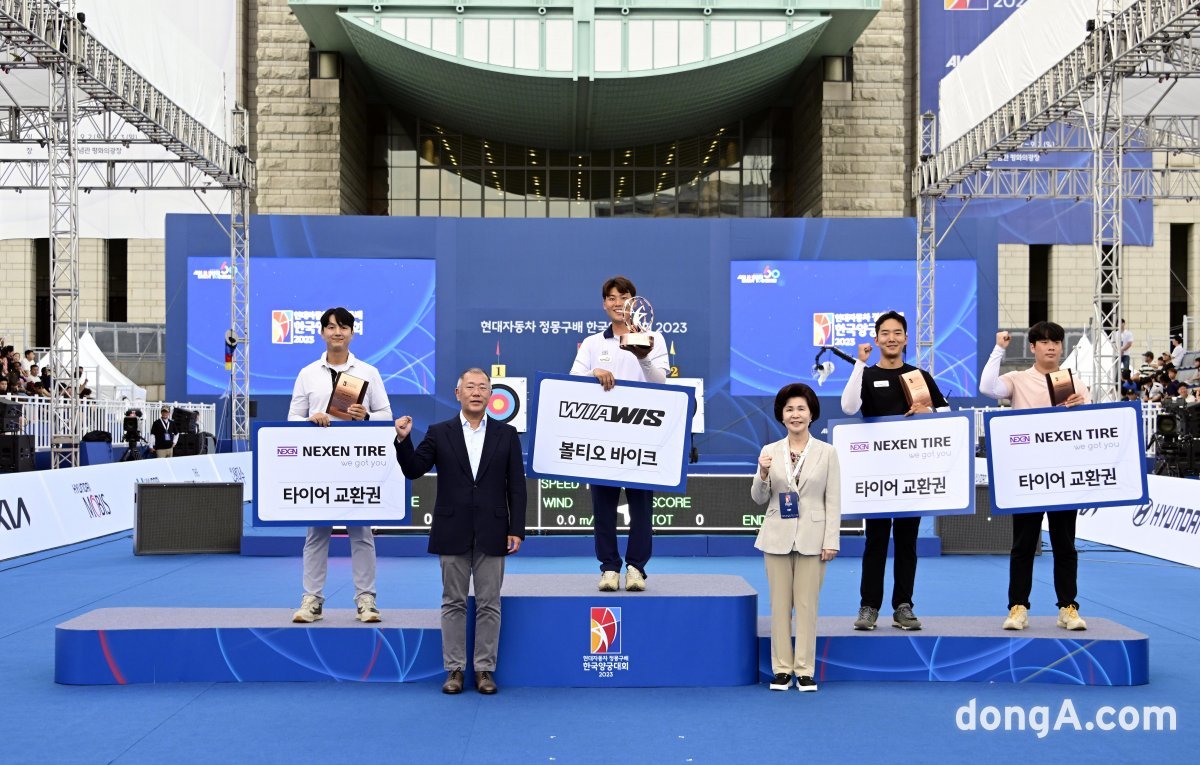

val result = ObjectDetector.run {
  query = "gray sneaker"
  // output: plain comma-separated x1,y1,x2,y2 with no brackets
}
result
853,605,879,631
892,603,922,631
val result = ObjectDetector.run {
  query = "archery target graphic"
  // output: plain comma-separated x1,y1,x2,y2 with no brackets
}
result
486,377,527,432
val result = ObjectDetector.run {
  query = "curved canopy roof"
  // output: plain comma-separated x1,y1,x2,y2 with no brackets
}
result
290,2,880,150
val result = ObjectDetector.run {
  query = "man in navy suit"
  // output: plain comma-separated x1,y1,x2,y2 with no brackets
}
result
394,367,527,695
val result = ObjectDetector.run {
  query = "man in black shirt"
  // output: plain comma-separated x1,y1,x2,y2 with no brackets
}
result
840,311,948,631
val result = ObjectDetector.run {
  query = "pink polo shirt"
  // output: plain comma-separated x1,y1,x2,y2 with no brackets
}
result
1000,366,1092,410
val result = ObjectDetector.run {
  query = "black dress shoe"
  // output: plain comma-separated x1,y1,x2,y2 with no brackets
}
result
475,670,498,695
442,669,464,694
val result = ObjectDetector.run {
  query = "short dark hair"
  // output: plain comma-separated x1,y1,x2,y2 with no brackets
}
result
773,382,820,423
874,311,907,335
601,276,637,299
320,306,355,330
1144,351,1155,360
1028,321,1065,344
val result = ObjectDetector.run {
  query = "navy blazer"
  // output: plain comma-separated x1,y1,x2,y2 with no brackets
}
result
394,416,527,556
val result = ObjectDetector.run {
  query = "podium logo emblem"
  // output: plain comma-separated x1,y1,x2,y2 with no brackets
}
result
272,310,293,344
590,606,621,654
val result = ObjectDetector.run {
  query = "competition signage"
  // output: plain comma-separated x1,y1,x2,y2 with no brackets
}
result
984,401,1148,514
1076,475,1200,569
830,412,975,519
526,373,696,492
253,421,407,526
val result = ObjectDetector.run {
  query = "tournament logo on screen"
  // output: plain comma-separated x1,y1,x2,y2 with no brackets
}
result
735,265,782,285
812,313,834,346
271,310,293,344
590,607,621,654
945,0,988,9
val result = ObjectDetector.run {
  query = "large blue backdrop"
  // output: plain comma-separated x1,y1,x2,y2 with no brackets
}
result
166,215,998,461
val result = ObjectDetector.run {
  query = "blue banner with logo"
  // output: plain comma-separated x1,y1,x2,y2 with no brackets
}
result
167,214,998,460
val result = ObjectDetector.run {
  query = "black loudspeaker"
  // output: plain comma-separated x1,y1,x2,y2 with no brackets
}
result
134,482,242,554
173,432,215,457
0,434,35,473
936,485,1041,555
0,401,22,433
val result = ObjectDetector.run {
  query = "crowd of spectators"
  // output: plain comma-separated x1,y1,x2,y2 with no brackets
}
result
0,341,92,400
1121,333,1199,404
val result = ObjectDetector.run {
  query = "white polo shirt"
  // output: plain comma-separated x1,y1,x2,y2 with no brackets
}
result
570,325,670,383
288,351,393,421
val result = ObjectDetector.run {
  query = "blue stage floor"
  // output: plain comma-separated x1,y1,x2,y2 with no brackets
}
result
3,534,1197,763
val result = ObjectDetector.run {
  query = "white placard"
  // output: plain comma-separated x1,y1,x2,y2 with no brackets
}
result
527,373,695,491
985,402,1148,514
254,423,407,525
831,412,974,519
1076,475,1200,568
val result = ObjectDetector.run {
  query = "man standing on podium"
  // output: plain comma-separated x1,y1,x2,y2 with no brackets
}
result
840,311,947,632
393,368,526,695
570,276,669,592
289,307,392,624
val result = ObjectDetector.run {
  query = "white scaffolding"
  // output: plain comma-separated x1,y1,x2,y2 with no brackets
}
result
914,0,1200,403
0,0,255,465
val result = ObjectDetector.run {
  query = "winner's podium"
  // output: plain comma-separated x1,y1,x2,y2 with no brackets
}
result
55,575,1147,687
496,574,757,687
55,574,759,687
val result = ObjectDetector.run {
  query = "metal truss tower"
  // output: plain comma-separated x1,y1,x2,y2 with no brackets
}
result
46,5,81,468
0,0,256,464
912,0,1200,400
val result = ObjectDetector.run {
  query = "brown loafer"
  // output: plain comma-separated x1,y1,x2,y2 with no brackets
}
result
475,670,498,695
442,669,464,694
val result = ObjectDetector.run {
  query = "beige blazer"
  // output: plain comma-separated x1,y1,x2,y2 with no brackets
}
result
751,436,841,555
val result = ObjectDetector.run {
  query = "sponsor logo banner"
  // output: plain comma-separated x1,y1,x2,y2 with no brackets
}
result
1076,475,1200,568
984,402,1148,514
831,412,975,518
526,373,695,492
254,423,407,525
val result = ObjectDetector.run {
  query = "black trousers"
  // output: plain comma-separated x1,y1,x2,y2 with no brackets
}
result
1008,509,1079,610
859,516,920,610
590,484,653,575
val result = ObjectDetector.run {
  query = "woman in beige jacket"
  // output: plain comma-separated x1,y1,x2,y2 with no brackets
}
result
751,382,841,692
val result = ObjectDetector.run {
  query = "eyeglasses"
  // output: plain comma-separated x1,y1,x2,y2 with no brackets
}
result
460,384,491,392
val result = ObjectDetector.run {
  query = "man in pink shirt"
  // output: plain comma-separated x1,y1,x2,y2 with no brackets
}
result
979,321,1090,632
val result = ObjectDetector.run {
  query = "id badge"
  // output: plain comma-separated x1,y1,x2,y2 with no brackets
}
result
779,492,800,519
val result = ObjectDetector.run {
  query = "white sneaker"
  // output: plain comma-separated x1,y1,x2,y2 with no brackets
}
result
598,571,620,591
625,566,646,592
1057,605,1087,631
356,593,381,623
292,594,323,623
1002,605,1029,630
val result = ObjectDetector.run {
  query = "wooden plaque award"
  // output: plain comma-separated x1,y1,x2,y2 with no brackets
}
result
327,372,369,420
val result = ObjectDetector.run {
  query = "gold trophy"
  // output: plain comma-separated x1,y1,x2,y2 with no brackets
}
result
620,296,655,349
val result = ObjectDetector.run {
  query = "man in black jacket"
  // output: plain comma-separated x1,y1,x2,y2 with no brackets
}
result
149,406,175,458
394,367,527,695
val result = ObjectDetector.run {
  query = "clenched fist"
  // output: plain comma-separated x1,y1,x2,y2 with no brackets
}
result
758,453,773,480
857,343,873,363
394,415,413,440
996,331,1011,349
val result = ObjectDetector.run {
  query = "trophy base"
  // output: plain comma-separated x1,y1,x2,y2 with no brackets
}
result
621,333,653,349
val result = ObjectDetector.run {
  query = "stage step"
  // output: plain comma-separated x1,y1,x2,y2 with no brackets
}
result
757,616,1149,686
55,578,1147,687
